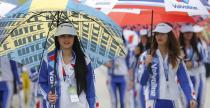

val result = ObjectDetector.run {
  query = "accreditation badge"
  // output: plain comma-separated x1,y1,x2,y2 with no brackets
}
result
68,86,79,102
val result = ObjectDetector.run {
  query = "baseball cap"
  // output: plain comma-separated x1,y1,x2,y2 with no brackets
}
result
153,23,172,33
180,24,194,33
54,23,77,36
139,29,148,36
193,25,204,33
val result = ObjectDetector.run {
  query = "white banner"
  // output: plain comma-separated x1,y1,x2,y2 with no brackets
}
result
101,8,141,15
80,0,117,9
164,0,209,15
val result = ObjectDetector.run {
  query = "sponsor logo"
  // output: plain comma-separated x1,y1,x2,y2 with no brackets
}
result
173,0,198,10
49,71,55,85
150,63,158,97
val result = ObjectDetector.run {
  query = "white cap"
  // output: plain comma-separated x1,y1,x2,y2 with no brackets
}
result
54,23,77,36
193,25,204,33
180,24,194,33
139,29,148,36
153,23,172,33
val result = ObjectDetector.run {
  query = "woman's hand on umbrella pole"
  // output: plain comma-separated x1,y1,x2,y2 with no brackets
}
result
48,91,57,104
190,99,197,108
145,55,153,66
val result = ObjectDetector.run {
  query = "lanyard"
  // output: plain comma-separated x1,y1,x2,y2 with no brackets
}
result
186,47,193,60
59,51,75,82
62,67,67,81
163,57,169,82
62,64,75,81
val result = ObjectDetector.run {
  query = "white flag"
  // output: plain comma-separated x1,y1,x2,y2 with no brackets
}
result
123,30,140,49
164,0,209,15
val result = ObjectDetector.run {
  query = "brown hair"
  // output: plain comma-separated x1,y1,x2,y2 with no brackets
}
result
151,31,181,68
179,32,202,62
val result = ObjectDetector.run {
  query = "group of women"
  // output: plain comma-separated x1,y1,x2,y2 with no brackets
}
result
106,23,209,108
37,22,209,108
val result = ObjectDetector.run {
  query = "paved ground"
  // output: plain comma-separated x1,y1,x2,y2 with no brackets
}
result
95,65,210,108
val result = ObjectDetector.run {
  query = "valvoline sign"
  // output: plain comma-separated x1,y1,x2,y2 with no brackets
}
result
176,0,189,4
165,0,208,15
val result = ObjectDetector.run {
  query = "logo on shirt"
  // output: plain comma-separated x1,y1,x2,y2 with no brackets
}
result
150,63,158,97
176,0,189,4
49,71,55,85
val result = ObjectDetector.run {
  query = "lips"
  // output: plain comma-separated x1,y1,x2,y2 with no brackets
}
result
157,39,162,42
64,42,71,44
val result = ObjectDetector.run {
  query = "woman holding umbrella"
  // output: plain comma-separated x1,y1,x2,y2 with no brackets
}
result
39,23,96,108
138,23,197,108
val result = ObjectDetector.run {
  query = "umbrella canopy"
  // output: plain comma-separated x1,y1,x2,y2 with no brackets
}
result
1,0,28,6
0,0,125,70
107,9,195,26
83,0,201,27
0,1,16,17
115,0,209,15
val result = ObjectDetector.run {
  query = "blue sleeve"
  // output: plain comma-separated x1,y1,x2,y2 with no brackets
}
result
177,62,196,104
86,63,96,108
10,60,21,84
38,60,50,100
138,52,150,85
140,65,150,85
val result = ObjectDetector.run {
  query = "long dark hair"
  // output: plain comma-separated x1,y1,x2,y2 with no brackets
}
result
54,36,87,96
141,35,151,50
151,31,181,68
179,32,202,62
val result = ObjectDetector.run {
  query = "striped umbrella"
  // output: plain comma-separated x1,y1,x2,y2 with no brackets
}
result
0,0,125,70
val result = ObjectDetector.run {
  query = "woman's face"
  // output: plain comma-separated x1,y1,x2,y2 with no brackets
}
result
195,32,203,39
155,32,168,46
141,35,148,45
58,34,74,49
134,47,141,56
183,32,193,41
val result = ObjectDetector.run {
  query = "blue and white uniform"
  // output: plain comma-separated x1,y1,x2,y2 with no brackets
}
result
128,49,145,108
138,50,196,108
184,46,201,94
196,41,207,108
107,56,128,108
132,54,145,108
184,43,205,103
38,50,96,108
127,49,144,108
0,56,21,108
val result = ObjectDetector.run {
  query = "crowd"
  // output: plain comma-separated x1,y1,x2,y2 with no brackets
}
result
0,22,210,108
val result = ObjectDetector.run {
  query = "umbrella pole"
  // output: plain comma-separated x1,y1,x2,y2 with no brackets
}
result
52,11,60,94
150,10,154,39
51,11,60,108
36,11,58,108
